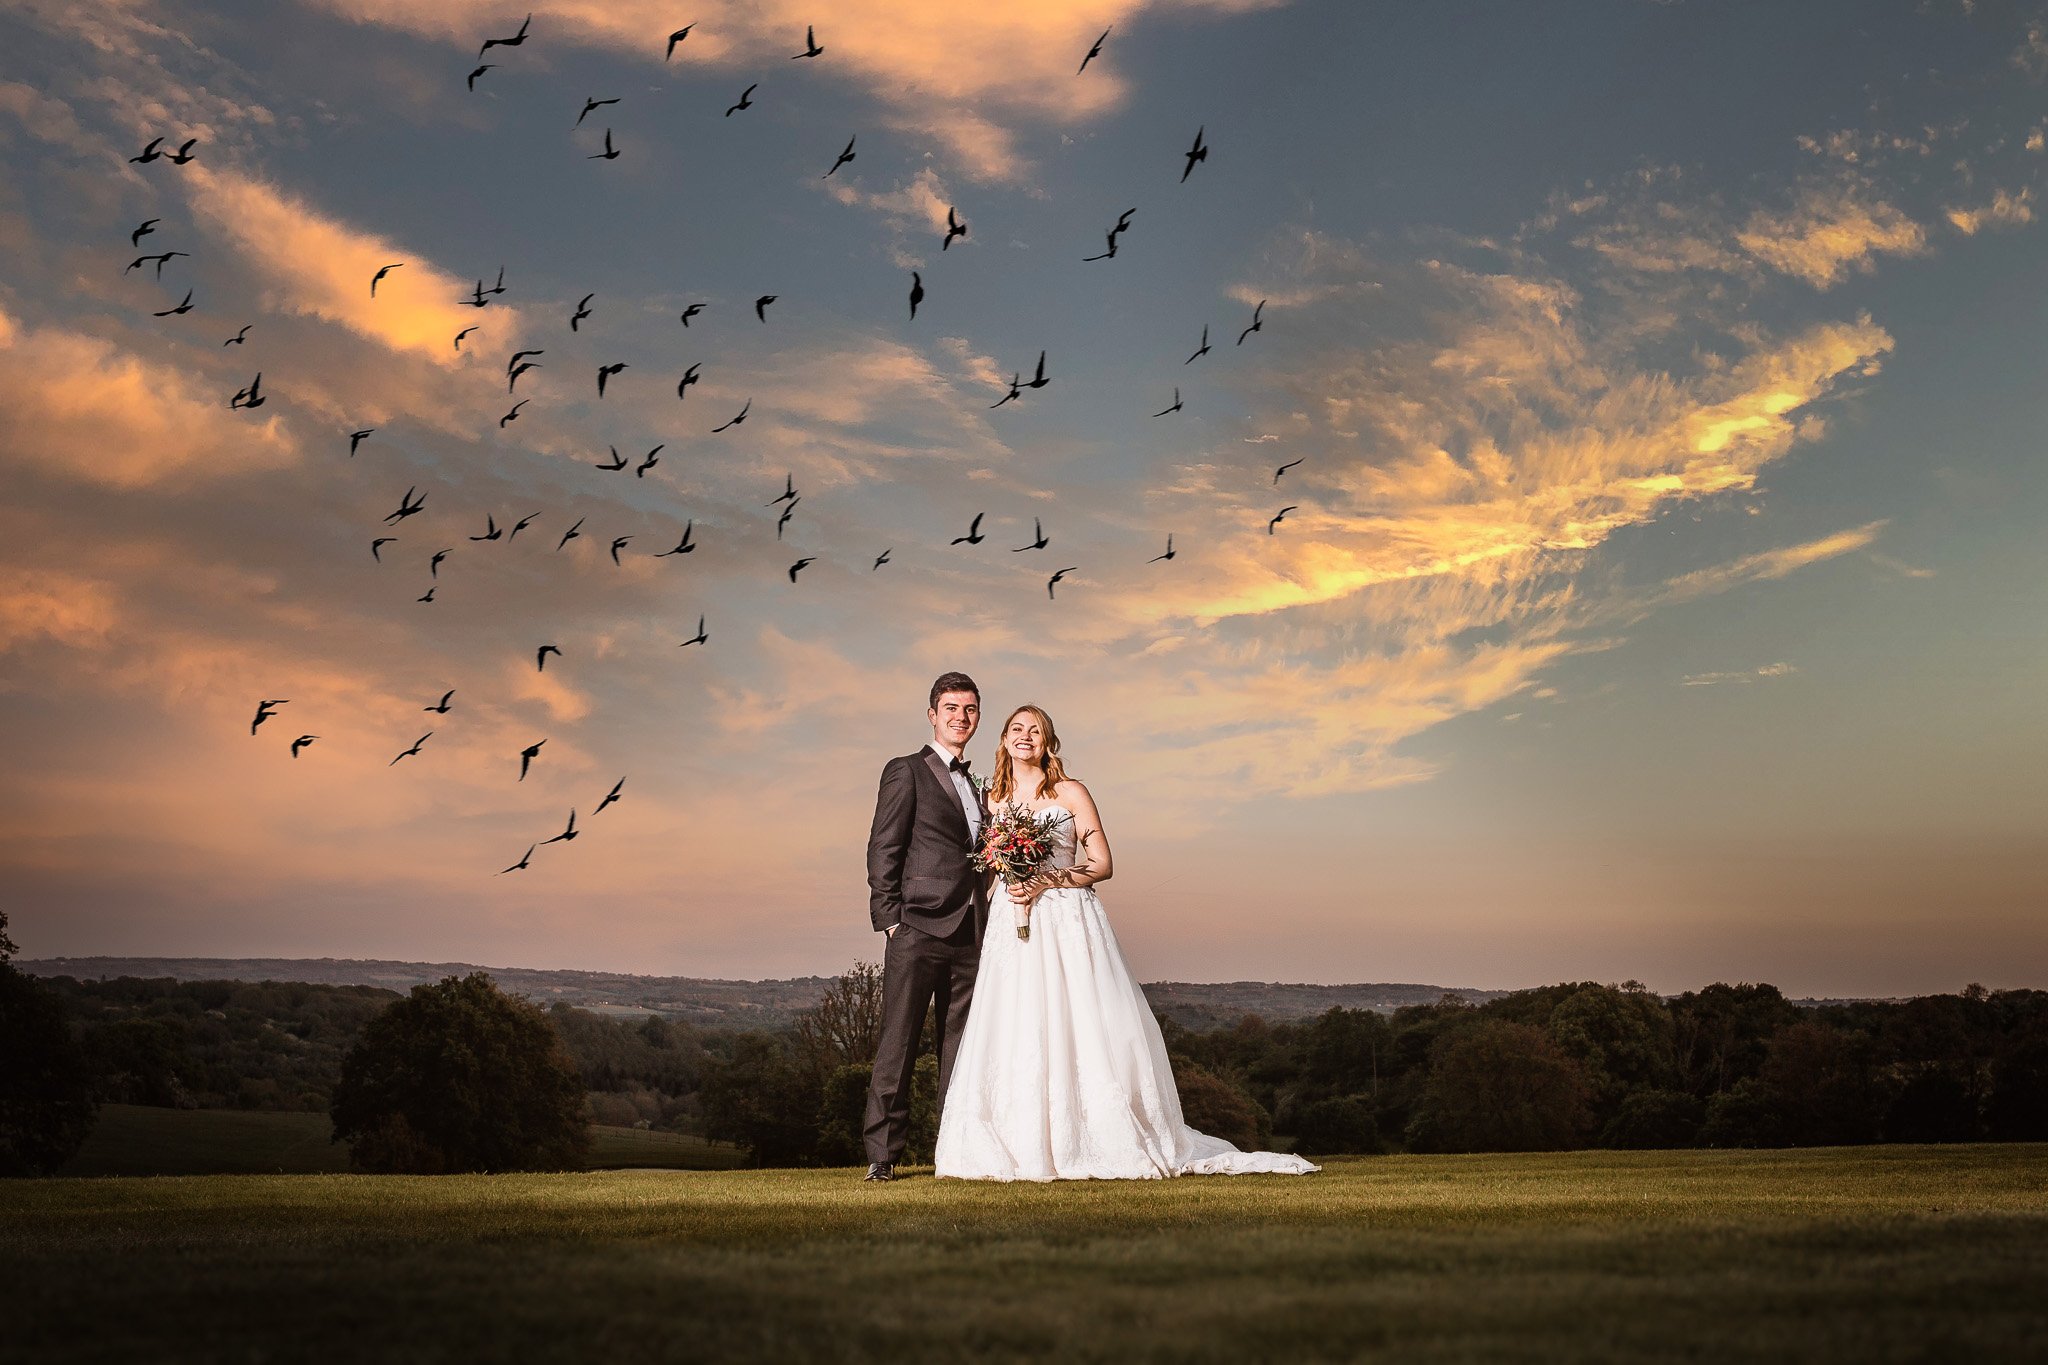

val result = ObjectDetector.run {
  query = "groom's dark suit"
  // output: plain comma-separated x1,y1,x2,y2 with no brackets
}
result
863,745,989,1166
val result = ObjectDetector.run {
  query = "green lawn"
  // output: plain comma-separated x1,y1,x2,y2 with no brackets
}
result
55,1105,745,1177
7,1145,2045,1363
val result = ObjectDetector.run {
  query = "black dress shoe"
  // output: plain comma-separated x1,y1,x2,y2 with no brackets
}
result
864,1162,895,1182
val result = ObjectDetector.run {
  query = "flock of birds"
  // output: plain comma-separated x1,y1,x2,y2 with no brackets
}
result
120,18,1314,873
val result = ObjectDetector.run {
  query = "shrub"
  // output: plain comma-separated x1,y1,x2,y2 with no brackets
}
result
1174,1063,1267,1151
1697,1076,1784,1148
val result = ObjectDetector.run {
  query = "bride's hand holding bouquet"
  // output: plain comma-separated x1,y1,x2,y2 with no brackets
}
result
973,804,1067,940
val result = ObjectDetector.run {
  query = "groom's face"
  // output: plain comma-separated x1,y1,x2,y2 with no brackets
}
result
929,690,980,752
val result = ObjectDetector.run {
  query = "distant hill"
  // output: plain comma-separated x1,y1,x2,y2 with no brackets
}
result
22,956,1516,1029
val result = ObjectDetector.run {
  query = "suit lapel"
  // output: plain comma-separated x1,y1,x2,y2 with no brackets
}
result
920,747,971,844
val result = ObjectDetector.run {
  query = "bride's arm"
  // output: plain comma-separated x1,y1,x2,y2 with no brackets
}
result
1050,781,1112,889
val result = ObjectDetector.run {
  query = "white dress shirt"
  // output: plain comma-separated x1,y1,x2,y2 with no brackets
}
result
927,740,982,841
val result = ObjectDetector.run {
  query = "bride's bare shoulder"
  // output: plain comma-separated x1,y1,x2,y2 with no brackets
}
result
1052,778,1097,811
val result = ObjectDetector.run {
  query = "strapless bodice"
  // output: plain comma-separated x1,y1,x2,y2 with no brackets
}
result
1003,801,1078,871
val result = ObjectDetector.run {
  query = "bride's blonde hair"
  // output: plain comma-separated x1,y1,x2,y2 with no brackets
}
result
989,704,1072,804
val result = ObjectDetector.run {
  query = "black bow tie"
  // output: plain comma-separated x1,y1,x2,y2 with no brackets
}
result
950,757,972,775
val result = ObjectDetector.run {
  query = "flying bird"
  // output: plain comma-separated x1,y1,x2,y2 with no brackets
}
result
596,777,625,814
508,360,541,391
487,265,507,296
1186,324,1210,363
1013,517,1048,552
1237,299,1265,345
508,348,544,373
519,739,545,781
541,808,578,845
291,735,318,759
1273,458,1302,484
166,138,198,164
776,499,798,540
952,512,985,546
126,251,189,278
1268,505,1297,535
634,445,661,477
459,280,491,308
588,128,620,160
570,293,594,330
711,399,750,432
499,399,528,427
467,64,493,91
1024,350,1049,389
990,373,1022,408
370,263,402,297
349,429,375,457
454,325,479,349
229,372,266,409
724,84,756,117
556,516,584,550
1153,387,1182,417
793,24,823,58
250,699,288,735
425,689,455,713
1181,125,1208,182
595,445,629,471
609,535,631,564
908,271,923,320
499,844,535,874
536,644,561,672
679,303,705,326
417,586,437,603
224,324,252,346
1078,26,1109,73
129,136,165,163
390,733,431,765
479,13,530,57
371,537,396,561
788,557,816,582
655,521,696,556
943,205,967,249
130,218,159,247
676,362,700,398
575,96,619,128
152,289,194,317
429,547,452,579
678,614,707,646
666,24,694,59
824,134,856,177
767,474,797,506
1149,534,1176,563
872,548,892,570
509,512,539,538
754,294,777,321
597,361,627,396
1047,567,1078,600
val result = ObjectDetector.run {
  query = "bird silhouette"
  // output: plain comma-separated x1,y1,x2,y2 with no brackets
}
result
429,547,452,579
679,303,705,326
167,138,197,164
458,280,490,308
767,474,797,506
711,399,750,432
1181,125,1208,182
130,218,159,247
152,289,194,317
609,535,631,564
655,521,696,556
224,324,252,347
788,557,816,582
1078,26,1109,73
596,777,625,814
872,548,892,570
1149,534,1176,563
679,614,707,646
666,24,694,59
425,689,455,713
1153,387,1182,416
952,513,985,545
417,586,436,603
824,135,856,177
990,373,1022,408
228,371,265,409
508,348,544,373
596,362,627,396
128,136,164,163
776,499,798,540
499,399,528,427
390,732,431,764
540,808,578,845
1013,517,1048,551
1047,567,1078,599
291,734,318,759
519,739,544,781
570,293,593,330
793,24,823,58
499,844,535,874
453,325,479,350
634,445,661,477
943,205,967,249
1186,324,1210,363
467,64,493,91
508,361,541,392
479,13,530,57
371,537,395,561
349,429,375,457
676,362,701,398
487,265,507,296
725,84,756,116
576,96,619,128
1273,458,1302,484
127,251,189,278
589,128,620,160
908,271,923,320
754,294,777,321
1025,350,1049,389
536,644,561,672
1237,299,1264,345
510,512,539,539
595,445,629,471
250,699,288,735
1268,505,1297,535
371,263,402,297
556,516,583,550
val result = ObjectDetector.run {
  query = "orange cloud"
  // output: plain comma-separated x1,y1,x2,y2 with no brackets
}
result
1736,182,1928,287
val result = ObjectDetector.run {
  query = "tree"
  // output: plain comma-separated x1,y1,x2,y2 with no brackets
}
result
1404,1020,1594,1153
1172,1062,1268,1151
792,961,884,1076
1600,1089,1706,1149
329,972,590,1173
1756,1018,1883,1146
1290,1096,1382,1155
1546,982,1678,1124
0,908,100,1175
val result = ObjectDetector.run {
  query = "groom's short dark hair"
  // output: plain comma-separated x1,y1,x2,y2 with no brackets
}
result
929,671,979,709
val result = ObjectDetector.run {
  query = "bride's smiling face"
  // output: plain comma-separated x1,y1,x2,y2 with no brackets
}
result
1004,713,1046,765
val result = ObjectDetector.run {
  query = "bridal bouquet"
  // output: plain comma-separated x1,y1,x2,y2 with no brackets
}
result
973,804,1067,940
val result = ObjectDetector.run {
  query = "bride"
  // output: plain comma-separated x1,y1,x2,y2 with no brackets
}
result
933,704,1319,1181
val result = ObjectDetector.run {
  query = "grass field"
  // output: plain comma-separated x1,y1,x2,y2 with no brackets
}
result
8,1144,2046,1363
54,1105,746,1177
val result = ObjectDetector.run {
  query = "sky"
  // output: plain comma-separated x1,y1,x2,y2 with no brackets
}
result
1,0,2044,998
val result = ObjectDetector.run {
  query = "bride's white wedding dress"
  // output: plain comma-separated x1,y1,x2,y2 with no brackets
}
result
934,801,1319,1181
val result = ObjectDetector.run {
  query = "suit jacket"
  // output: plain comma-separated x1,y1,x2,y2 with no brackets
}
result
867,747,988,942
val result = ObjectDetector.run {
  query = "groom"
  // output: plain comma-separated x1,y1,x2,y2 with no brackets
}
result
861,670,989,1181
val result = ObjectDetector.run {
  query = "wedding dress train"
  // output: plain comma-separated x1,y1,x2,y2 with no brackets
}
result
933,802,1319,1181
